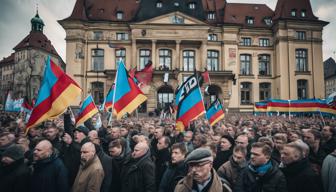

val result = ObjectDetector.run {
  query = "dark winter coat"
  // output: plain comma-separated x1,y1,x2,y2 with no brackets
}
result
213,148,233,170
111,148,130,192
120,151,156,192
96,145,113,192
0,159,31,192
155,147,171,188
30,153,69,192
159,161,187,192
235,160,287,192
281,158,323,192
217,156,247,186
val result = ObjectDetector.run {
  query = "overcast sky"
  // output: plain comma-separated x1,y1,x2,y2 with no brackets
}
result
0,0,335,61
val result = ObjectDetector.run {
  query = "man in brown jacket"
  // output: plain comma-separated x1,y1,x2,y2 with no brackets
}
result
72,142,104,192
175,148,232,192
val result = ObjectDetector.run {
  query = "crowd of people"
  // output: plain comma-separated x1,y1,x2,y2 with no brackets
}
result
0,110,336,192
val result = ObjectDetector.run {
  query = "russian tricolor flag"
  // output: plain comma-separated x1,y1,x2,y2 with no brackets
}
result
25,56,81,132
175,75,205,132
76,95,99,126
113,60,147,119
206,98,225,126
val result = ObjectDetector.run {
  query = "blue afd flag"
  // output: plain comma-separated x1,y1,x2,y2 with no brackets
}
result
206,98,225,126
175,75,205,132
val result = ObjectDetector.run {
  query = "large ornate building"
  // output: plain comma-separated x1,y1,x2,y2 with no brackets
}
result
0,11,65,105
59,0,328,113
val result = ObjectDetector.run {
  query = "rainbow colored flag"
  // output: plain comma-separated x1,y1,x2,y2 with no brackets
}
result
104,84,115,111
76,95,99,126
175,75,205,132
113,60,147,119
254,102,268,112
206,98,225,126
26,56,81,132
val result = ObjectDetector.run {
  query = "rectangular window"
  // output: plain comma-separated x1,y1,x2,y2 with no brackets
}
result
259,38,270,47
116,33,129,40
296,31,306,40
115,49,126,68
91,49,104,71
296,49,308,72
159,49,172,70
116,12,123,20
207,50,219,71
246,17,254,25
241,82,252,104
241,38,252,46
183,50,195,71
259,55,271,75
139,49,151,70
260,83,271,101
93,31,103,40
297,80,308,100
240,54,252,75
208,12,215,20
208,34,218,41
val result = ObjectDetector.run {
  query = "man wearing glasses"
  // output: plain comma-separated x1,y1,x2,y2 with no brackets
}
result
175,148,232,192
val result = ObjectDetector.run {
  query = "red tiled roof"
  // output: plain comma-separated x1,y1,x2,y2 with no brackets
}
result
63,0,140,22
224,3,274,28
13,31,59,56
0,53,14,66
273,0,318,20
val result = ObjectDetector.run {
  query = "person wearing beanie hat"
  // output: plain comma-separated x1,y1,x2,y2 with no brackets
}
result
0,144,31,192
213,135,234,170
175,148,232,192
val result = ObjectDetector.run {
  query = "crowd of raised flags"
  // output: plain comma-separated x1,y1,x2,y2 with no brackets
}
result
8,54,335,135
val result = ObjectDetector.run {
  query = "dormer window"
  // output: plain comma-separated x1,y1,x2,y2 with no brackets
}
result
189,2,196,10
264,17,272,26
208,12,215,20
156,2,162,8
301,10,306,17
174,2,179,7
246,17,254,25
116,11,123,20
291,9,297,17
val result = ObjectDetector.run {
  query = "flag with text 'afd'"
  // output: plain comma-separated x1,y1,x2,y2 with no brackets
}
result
175,75,205,132
206,98,225,126
25,56,81,132
113,60,147,119
76,95,99,126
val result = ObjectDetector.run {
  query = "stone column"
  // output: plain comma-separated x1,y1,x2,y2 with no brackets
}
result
175,40,181,69
132,39,137,69
151,40,157,69
200,40,207,70
221,41,225,71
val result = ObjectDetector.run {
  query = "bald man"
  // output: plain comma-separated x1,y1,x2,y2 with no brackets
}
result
72,142,104,192
30,140,69,192
120,142,155,192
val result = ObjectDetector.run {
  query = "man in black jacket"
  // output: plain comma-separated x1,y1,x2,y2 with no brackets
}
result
159,142,188,192
30,140,69,192
0,144,31,192
280,142,323,192
155,136,171,188
120,142,155,192
235,142,287,192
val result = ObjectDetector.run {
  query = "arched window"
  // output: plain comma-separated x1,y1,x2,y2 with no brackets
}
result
241,82,252,104
183,50,195,71
91,82,104,104
157,85,174,110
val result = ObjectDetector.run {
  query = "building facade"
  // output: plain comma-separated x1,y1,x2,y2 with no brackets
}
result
0,11,65,105
59,0,328,113
324,57,336,97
